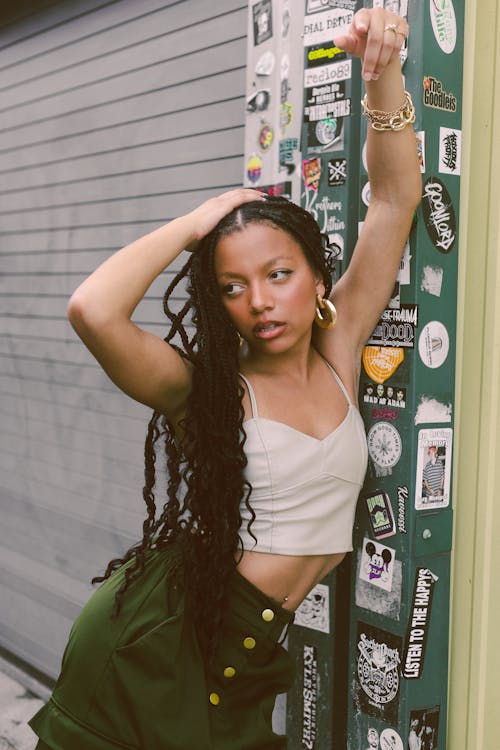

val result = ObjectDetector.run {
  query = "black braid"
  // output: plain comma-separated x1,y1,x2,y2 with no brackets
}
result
92,196,333,658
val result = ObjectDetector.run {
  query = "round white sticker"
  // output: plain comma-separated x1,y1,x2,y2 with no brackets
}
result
380,727,404,750
367,422,402,469
418,320,450,369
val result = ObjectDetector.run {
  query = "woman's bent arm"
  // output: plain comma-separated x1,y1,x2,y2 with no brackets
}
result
68,189,263,418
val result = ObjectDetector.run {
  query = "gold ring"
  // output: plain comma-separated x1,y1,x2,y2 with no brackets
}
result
384,23,399,36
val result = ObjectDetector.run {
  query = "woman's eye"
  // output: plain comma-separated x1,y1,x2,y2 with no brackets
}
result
270,269,292,281
222,282,245,296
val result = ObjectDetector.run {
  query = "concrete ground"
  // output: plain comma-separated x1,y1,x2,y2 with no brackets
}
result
0,657,50,750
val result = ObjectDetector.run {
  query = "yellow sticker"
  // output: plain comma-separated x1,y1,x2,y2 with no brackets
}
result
362,346,404,384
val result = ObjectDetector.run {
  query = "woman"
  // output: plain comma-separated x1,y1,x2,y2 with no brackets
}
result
30,8,420,750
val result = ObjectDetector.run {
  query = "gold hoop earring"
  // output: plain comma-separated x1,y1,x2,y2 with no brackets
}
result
314,294,337,330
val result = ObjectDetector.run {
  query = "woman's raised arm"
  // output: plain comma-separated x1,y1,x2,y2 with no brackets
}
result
323,8,422,359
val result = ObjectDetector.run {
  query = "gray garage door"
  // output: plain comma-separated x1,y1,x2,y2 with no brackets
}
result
0,0,246,680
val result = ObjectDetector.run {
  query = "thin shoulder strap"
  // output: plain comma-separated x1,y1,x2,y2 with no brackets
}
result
238,373,259,418
321,357,353,406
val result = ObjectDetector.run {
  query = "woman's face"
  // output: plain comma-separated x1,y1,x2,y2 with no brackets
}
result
214,222,324,353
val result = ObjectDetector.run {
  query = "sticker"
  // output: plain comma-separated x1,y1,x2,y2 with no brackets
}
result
367,422,402,473
360,538,396,591
281,6,291,37
302,157,321,191
315,117,343,145
258,182,292,199
280,77,289,104
246,154,262,184
294,583,330,633
421,265,443,297
307,43,346,67
279,138,298,174
415,428,452,509
355,552,402,621
430,0,457,54
439,127,461,175
402,567,438,679
362,181,371,207
408,706,440,750
255,50,275,76
246,89,270,113
312,195,344,233
423,76,457,112
415,131,426,172
355,622,402,724
372,406,397,421
364,383,406,410
304,81,350,123
302,645,318,749
362,346,405,385
306,0,356,12
387,282,400,310
304,58,352,88
422,177,456,253
418,320,449,369
380,727,404,750
303,8,354,47
397,241,411,286
252,0,273,46
305,117,343,153
365,728,380,749
328,158,347,186
364,489,396,540
414,396,452,424
280,53,290,80
258,123,274,152
368,305,419,349
397,486,408,534
325,232,344,261
279,102,292,134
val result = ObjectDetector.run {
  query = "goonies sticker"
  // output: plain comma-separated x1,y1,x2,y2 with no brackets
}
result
367,304,419,349
422,177,456,253
402,567,439,679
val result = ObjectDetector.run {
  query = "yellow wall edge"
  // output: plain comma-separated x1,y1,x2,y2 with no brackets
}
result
449,0,500,747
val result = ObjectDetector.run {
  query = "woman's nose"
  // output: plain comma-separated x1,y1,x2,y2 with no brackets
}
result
249,283,273,312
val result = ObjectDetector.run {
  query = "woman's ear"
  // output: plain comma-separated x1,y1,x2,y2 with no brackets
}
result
315,278,326,298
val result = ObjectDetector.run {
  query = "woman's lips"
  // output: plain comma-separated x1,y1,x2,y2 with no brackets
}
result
252,321,286,339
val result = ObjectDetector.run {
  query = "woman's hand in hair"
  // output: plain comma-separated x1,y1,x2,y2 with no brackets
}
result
333,7,408,82
184,188,265,250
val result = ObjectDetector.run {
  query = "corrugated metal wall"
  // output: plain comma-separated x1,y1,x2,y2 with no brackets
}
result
0,0,246,679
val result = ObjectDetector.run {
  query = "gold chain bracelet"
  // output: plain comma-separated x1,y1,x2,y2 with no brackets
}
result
361,90,416,132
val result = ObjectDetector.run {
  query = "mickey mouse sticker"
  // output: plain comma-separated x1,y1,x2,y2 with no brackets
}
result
360,537,395,592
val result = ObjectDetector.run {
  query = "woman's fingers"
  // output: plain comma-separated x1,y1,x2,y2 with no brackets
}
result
334,8,408,81
187,188,265,246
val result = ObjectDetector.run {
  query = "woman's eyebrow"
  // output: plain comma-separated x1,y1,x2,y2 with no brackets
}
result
217,256,296,279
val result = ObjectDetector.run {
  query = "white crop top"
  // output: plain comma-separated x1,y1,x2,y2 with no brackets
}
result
238,360,368,555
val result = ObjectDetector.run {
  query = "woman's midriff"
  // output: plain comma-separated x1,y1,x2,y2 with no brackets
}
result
235,549,347,611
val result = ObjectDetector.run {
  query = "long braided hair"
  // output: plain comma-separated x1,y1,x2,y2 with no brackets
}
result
93,196,334,657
